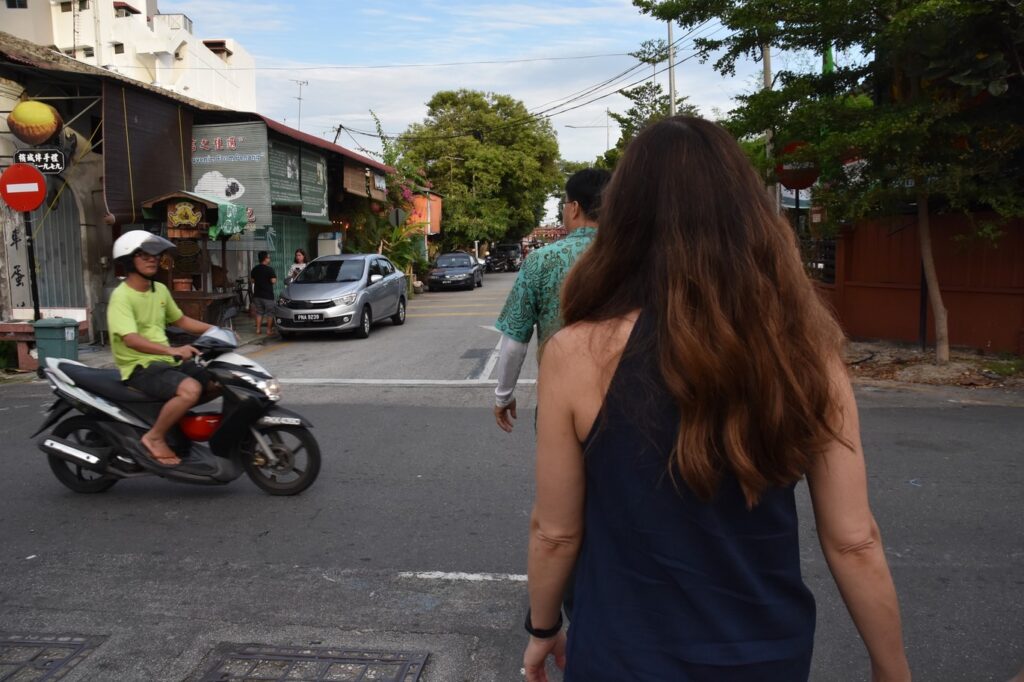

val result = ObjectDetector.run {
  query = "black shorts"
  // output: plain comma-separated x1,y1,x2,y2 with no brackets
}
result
125,360,211,401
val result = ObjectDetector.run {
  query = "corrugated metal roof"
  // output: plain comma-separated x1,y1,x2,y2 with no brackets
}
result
0,31,395,175
0,30,225,110
258,115,393,174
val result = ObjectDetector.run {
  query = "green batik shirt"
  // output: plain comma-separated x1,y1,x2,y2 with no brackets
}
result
495,227,597,345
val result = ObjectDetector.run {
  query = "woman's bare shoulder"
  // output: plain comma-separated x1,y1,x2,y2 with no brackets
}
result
546,312,640,369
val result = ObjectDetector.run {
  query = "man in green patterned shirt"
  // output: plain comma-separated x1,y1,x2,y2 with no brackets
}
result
493,168,611,432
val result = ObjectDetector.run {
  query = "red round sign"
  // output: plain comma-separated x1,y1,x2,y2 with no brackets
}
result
0,163,47,212
774,141,820,191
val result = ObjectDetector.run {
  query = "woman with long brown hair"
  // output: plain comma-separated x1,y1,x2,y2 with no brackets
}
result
522,117,910,681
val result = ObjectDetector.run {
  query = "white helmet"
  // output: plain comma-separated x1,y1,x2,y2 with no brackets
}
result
112,230,176,263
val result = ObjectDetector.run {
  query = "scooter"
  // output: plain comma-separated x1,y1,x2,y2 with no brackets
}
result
32,328,320,496
485,255,508,273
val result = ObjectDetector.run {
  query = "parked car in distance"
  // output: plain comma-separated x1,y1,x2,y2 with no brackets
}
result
427,251,483,291
274,254,406,339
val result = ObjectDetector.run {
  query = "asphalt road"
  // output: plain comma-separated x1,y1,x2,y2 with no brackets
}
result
0,271,1021,681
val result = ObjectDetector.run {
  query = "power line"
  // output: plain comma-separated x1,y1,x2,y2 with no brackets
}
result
339,24,725,144
92,51,634,72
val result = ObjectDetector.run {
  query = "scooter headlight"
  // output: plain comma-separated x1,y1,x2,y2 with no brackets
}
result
232,371,283,401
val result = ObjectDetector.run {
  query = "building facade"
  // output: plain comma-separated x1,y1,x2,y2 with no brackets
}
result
0,0,255,110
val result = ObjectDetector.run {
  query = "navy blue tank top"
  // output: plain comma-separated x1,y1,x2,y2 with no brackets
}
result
565,311,815,681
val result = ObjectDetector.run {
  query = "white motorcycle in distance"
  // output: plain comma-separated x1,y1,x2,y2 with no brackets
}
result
33,327,320,495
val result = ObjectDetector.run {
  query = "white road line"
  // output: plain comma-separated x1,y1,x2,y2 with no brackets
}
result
398,571,527,583
278,378,536,387
471,336,503,381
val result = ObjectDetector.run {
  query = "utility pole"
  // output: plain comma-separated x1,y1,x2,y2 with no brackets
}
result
291,79,308,131
762,44,778,212
667,21,677,116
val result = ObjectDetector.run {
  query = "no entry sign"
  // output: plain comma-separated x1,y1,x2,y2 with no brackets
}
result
0,163,47,212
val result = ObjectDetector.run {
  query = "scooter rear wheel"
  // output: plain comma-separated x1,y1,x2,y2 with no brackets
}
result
242,425,320,496
47,417,119,494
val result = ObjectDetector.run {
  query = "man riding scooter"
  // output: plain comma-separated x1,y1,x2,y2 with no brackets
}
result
106,230,218,467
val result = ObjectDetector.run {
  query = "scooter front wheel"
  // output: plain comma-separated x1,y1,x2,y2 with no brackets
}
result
46,417,119,494
242,425,320,496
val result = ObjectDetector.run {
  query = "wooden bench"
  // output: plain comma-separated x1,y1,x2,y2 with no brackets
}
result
0,319,90,372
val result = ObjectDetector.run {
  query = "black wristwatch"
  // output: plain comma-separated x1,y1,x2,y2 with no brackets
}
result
524,608,563,639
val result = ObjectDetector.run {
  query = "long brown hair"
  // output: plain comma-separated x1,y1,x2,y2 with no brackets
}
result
561,116,845,507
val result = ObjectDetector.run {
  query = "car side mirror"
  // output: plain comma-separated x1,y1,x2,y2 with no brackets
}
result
370,274,383,284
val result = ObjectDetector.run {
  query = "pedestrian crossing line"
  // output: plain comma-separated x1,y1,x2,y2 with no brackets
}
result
278,378,536,386
413,301,507,306
407,312,500,318
398,571,527,583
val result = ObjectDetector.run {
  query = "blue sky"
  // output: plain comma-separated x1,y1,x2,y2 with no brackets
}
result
159,0,765,163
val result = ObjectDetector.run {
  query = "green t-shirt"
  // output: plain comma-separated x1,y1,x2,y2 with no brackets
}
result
494,227,596,346
107,281,184,380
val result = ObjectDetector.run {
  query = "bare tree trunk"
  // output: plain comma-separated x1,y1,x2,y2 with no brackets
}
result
917,191,950,363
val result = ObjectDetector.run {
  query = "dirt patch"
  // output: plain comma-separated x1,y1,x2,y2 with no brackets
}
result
845,340,1024,391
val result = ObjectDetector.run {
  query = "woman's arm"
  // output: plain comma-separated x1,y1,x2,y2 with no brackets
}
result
523,333,586,681
808,359,911,681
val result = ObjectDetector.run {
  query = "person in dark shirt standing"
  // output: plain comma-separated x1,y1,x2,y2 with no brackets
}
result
250,250,277,335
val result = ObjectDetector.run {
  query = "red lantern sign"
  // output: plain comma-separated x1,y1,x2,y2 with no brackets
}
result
0,163,47,212
775,141,820,190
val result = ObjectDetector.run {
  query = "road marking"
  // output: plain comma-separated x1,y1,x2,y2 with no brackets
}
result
471,336,502,381
407,312,500,318
411,303,505,309
398,571,527,583
279,378,536,386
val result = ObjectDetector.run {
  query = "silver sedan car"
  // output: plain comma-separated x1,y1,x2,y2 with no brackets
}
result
274,254,407,338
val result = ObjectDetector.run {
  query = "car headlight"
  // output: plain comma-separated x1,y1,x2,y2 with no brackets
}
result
232,371,282,401
278,295,290,305
333,293,357,306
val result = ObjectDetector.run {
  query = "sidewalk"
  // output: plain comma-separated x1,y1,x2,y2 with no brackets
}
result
0,314,272,382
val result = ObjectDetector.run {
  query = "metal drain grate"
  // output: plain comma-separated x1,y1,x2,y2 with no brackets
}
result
0,633,104,681
198,643,428,682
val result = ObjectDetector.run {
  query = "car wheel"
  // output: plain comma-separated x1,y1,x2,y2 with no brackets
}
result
391,297,406,325
354,306,372,339
476,273,483,288
279,330,294,340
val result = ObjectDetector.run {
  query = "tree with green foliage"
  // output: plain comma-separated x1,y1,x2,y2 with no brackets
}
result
396,90,562,249
343,112,431,277
634,0,1024,363
598,81,700,169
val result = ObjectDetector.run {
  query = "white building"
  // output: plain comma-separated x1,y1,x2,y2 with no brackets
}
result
0,0,255,111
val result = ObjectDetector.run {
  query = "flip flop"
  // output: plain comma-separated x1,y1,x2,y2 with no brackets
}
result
140,440,182,468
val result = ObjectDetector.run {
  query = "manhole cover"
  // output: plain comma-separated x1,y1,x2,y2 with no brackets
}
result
198,644,428,682
0,633,104,681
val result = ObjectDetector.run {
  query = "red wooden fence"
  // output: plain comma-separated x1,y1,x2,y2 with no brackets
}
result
813,214,1024,354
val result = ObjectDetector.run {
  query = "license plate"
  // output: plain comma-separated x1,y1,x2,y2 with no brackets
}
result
295,313,323,321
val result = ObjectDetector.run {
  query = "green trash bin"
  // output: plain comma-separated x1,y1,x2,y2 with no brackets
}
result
33,317,79,370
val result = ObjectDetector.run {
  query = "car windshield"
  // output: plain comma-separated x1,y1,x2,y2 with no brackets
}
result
436,255,472,268
294,259,365,283
495,245,520,255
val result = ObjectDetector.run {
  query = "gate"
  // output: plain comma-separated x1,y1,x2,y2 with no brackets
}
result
31,190,86,308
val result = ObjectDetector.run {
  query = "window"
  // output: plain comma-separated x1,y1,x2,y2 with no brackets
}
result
82,46,94,57
79,0,90,9
368,260,384,279
380,260,395,276
60,2,73,12
6,0,29,8
112,42,124,54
